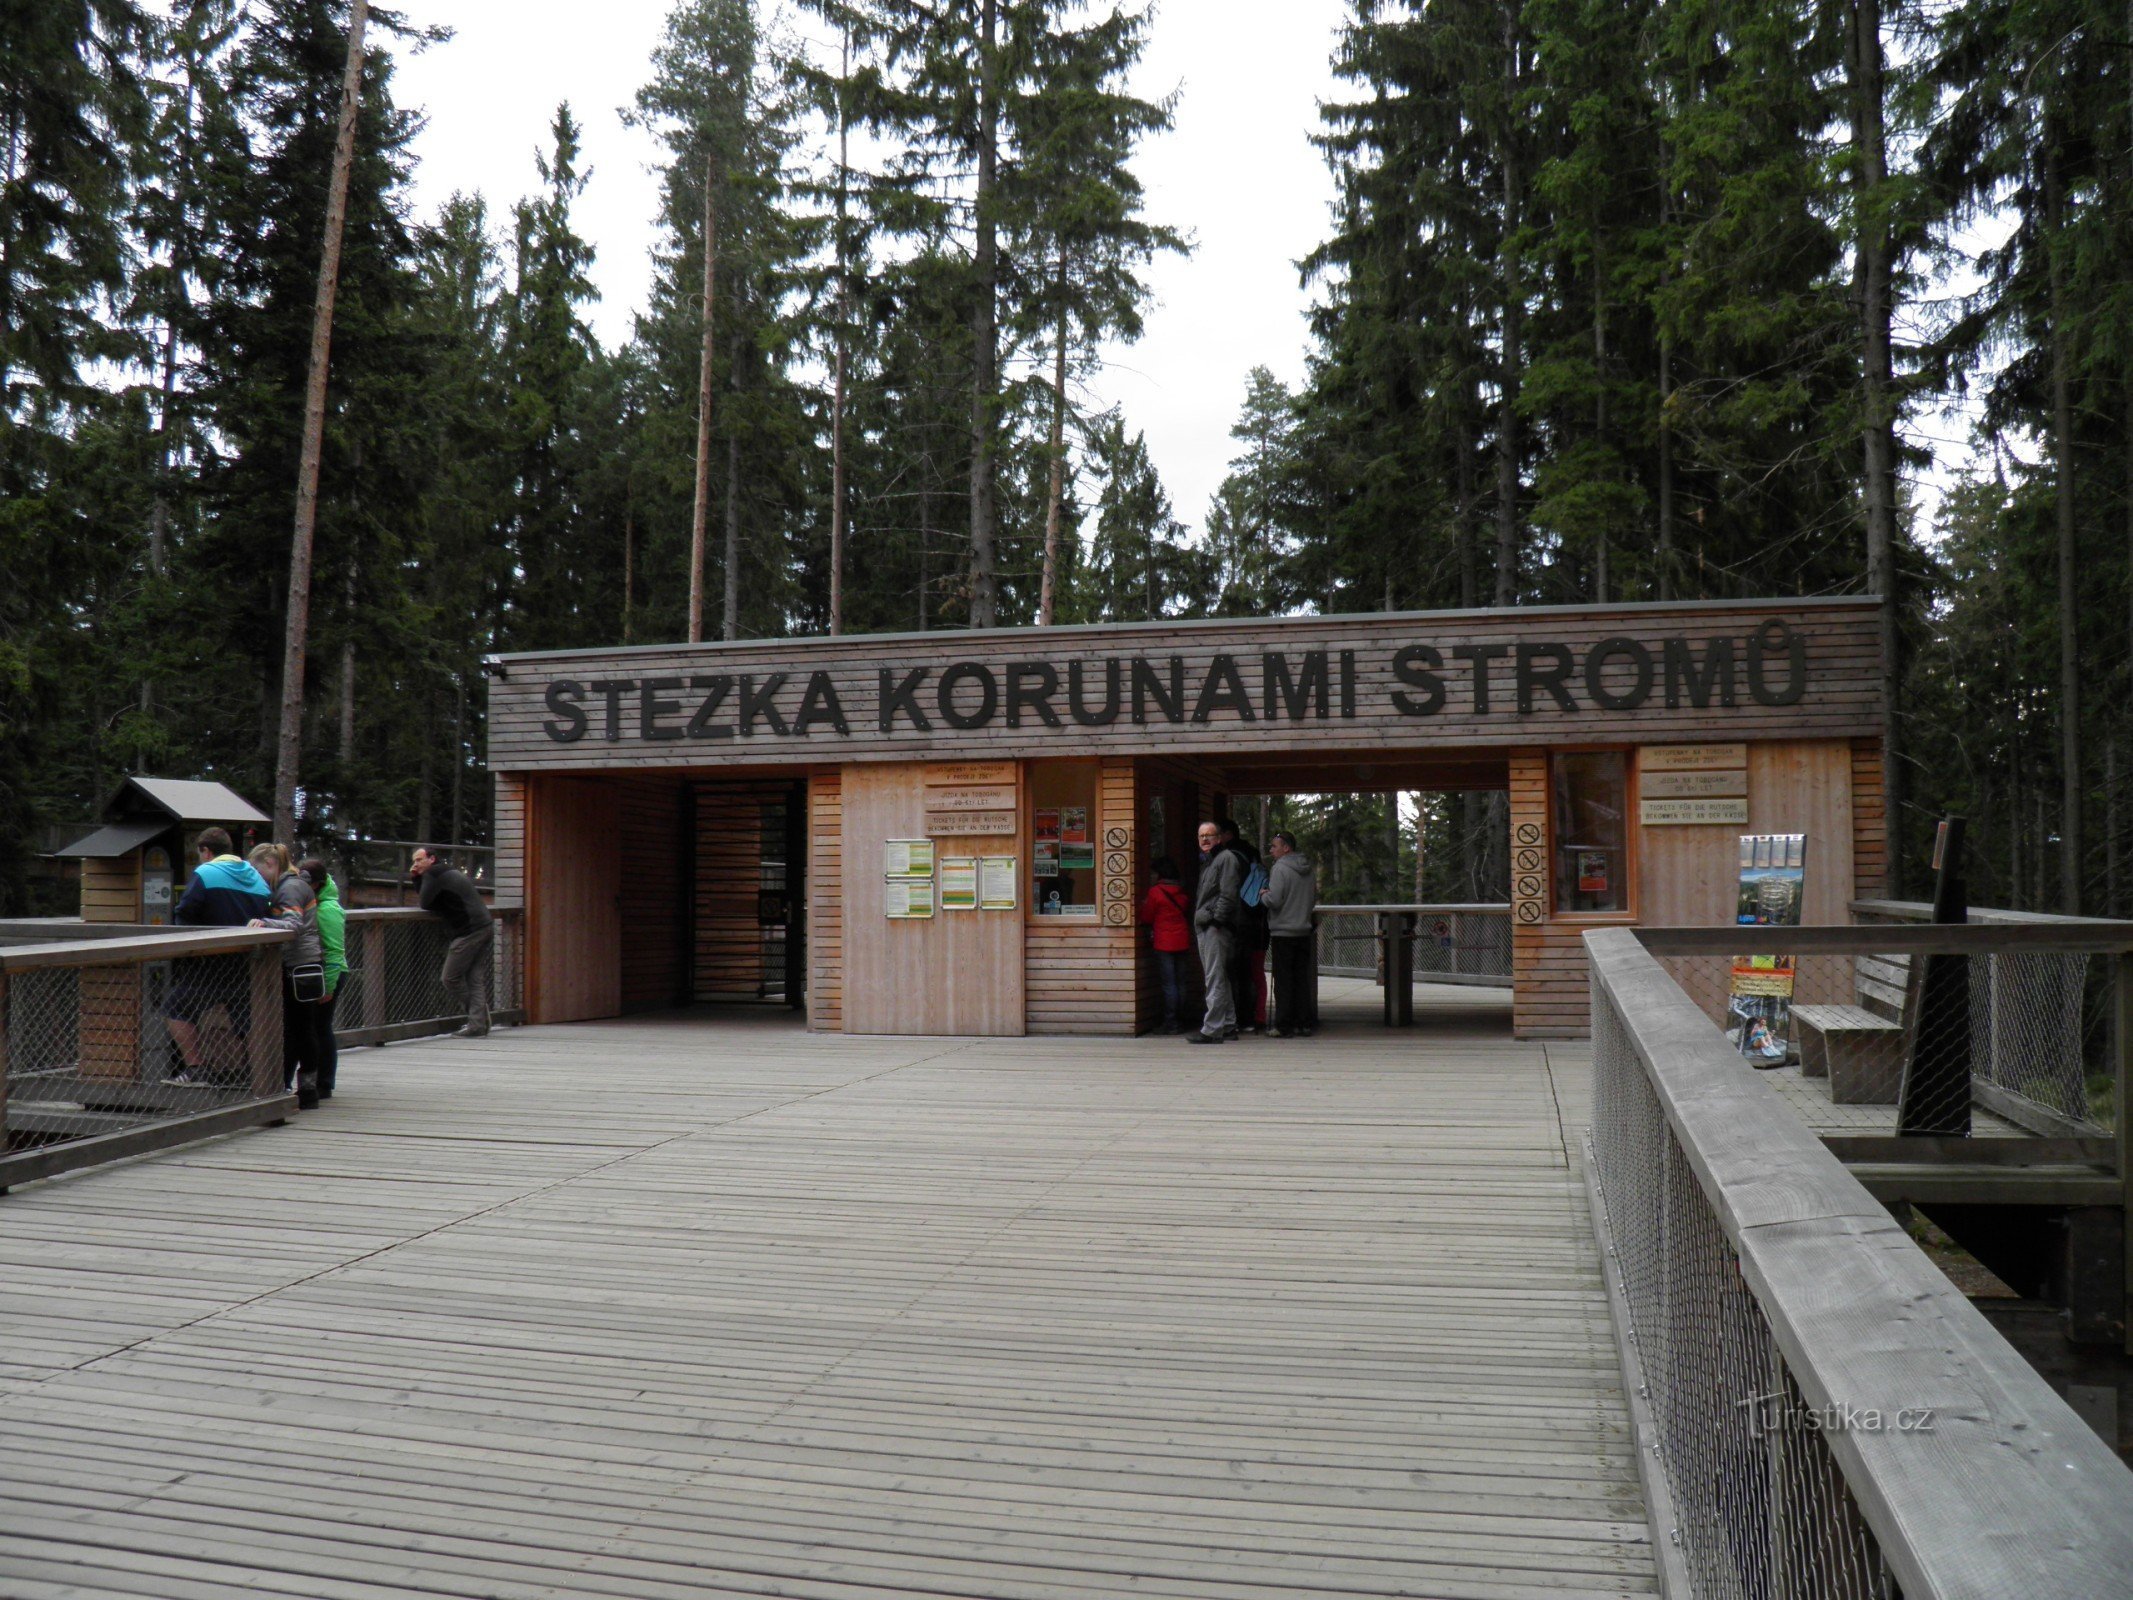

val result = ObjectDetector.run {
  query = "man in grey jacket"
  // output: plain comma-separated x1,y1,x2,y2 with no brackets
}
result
1261,832,1319,1037
1187,821,1244,1044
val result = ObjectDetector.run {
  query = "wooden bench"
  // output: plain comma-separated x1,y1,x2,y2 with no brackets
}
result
1792,953,1913,1104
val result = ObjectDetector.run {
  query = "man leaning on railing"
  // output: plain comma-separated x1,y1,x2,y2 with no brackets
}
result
409,846,492,1038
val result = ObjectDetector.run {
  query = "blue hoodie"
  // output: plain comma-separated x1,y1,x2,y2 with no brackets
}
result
175,855,273,928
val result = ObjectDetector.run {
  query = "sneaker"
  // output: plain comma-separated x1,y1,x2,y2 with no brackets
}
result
452,1025,489,1039
297,1088,320,1110
1273,1029,1293,1039
165,1067,199,1086
1222,1028,1239,1040
1296,1027,1314,1038
1185,1031,1224,1044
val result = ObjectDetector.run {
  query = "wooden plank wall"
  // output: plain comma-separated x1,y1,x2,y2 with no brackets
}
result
1851,737,1888,897
614,774,687,1012
695,781,788,1001
841,764,1025,1035
1509,755,1588,1038
526,775,623,1024
807,772,842,1032
1026,757,1139,1037
80,856,140,923
493,774,527,904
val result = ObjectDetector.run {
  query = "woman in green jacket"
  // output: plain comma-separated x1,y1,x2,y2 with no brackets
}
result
301,860,347,1100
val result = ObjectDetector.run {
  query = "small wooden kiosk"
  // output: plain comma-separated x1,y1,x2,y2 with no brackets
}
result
54,778,271,926
486,598,1884,1038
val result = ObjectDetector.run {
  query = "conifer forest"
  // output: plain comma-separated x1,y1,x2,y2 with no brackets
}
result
5,0,2131,914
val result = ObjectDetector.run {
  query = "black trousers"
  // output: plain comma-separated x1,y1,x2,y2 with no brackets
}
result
281,973,324,1094
316,988,341,1094
1270,936,1316,1032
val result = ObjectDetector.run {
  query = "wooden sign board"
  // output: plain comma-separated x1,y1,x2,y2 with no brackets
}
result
1641,797,1750,826
926,809,1018,837
1642,743,1747,772
1641,769,1749,799
927,762,1016,786
928,785,1018,812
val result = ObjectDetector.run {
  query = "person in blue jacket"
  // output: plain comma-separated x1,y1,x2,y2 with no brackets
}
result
166,827,272,1083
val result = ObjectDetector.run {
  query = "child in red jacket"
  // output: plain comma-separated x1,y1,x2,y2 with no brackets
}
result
1138,856,1193,1033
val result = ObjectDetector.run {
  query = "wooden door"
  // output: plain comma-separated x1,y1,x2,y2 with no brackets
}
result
527,774,623,1024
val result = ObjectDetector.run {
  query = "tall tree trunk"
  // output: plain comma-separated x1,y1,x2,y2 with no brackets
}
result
1854,0,1903,894
918,472,932,631
450,674,467,847
2045,133,2082,913
1455,410,1477,608
272,0,368,844
337,557,357,805
1593,253,1609,603
688,150,717,644
2108,734,2120,917
1385,795,1400,901
622,490,634,643
1656,171,1676,601
723,329,741,643
829,30,850,637
1039,272,1069,626
1492,6,1523,608
967,0,1000,628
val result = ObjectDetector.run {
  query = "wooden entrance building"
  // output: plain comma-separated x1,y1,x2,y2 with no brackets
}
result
486,597,1884,1038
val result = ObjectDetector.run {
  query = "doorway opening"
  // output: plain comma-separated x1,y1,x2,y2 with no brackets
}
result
691,778,806,1009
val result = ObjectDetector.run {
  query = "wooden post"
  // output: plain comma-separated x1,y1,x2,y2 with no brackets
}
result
2118,952,2132,1357
250,949,284,1099
0,970,10,1169
272,0,370,841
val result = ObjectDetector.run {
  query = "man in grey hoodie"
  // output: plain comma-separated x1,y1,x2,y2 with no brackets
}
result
1187,820,1244,1044
1261,831,1319,1037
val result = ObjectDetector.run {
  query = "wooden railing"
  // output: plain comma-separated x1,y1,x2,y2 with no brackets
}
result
0,926,296,1191
1585,924,2133,1598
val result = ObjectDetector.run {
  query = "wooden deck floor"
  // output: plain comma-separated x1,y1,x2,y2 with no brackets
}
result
0,978,1654,1599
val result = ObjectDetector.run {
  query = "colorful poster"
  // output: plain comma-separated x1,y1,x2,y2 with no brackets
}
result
884,878,935,919
979,855,1017,910
1059,841,1095,871
1033,842,1060,876
940,857,978,911
1729,833,1805,1063
1035,809,1062,842
1059,806,1089,843
884,839,935,880
1576,850,1609,895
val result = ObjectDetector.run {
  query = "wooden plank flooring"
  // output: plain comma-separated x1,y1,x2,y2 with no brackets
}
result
0,979,1654,1599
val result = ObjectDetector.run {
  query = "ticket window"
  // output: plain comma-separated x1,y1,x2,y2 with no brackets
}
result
1029,759,1100,918
1552,751,1630,915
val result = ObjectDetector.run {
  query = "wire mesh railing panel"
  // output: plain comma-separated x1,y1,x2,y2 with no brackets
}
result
1591,977,1891,1600
1314,907,1513,983
4,945,283,1157
337,909,519,1044
1649,944,2110,1139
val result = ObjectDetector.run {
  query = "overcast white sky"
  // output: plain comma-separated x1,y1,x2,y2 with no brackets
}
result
387,0,1349,536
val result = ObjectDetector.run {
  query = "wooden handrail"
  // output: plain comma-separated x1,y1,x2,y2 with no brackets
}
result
0,926,292,972
1852,897,2133,928
1586,926,2133,1595
1638,922,2133,956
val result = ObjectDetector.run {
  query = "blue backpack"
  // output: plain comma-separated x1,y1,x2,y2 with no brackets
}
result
1240,859,1269,909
